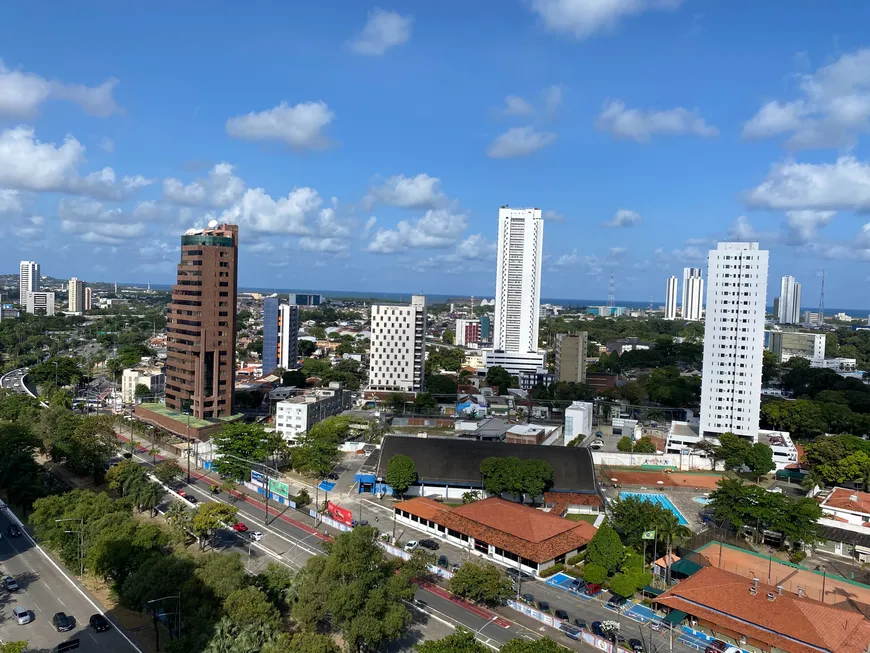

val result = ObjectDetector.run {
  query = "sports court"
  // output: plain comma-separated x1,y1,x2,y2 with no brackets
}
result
600,467,725,490
695,542,870,609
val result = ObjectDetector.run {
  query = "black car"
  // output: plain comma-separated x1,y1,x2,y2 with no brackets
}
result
521,593,535,605
629,638,644,653
607,594,628,609
89,614,110,632
573,618,587,630
327,472,339,480
53,612,74,632
506,568,534,582
591,621,604,637
536,600,550,612
554,609,569,620
7,525,21,537
437,555,449,568
419,539,439,550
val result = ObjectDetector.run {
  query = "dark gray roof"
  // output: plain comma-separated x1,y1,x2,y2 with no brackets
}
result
376,434,598,494
819,525,870,548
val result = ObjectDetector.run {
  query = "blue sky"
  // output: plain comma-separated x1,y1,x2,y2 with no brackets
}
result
2,1,870,307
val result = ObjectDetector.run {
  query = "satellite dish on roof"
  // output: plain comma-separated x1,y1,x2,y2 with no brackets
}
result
208,219,219,228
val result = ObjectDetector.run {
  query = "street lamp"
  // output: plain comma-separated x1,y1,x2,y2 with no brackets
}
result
55,518,84,577
474,615,498,641
146,594,181,650
219,452,280,525
819,564,827,602
52,360,59,387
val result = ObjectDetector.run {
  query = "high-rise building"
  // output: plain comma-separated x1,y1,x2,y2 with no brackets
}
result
26,291,55,316
479,315,492,343
278,304,299,370
19,261,39,301
262,296,279,376
68,277,85,313
682,267,704,321
454,318,481,347
84,286,93,311
665,276,678,320
164,223,238,419
555,332,588,383
699,242,768,441
289,293,322,306
778,276,801,324
368,295,426,392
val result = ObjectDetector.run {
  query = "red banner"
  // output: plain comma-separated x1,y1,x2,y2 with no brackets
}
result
328,501,353,526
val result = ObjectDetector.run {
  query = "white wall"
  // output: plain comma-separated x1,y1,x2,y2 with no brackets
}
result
593,451,723,471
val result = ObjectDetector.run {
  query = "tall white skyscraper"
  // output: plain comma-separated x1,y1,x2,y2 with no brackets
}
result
699,242,768,442
682,267,704,321
19,261,39,300
778,275,801,324
68,277,85,313
493,207,543,353
278,304,300,370
368,295,427,392
664,276,678,319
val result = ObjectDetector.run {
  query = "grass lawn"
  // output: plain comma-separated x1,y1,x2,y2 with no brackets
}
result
565,513,598,524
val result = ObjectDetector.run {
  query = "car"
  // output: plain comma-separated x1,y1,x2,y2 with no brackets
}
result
52,612,74,632
595,431,604,436
327,472,339,480
573,618,587,630
5,576,19,591
419,539,439,550
232,522,248,533
591,621,604,637
629,639,644,653
13,607,32,625
570,578,587,592
178,491,198,504
506,568,534,582
404,540,419,552
536,600,550,612
585,583,602,596
450,563,461,572
521,593,535,605
437,555,449,568
558,623,582,640
89,614,111,632
7,525,21,537
554,609,569,620
650,621,661,632
607,594,628,609
250,531,264,542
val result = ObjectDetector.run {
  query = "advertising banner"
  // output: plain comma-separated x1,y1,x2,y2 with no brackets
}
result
269,478,290,498
250,470,266,484
328,501,353,526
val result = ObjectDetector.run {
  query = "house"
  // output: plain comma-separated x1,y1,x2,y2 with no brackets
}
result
815,487,870,562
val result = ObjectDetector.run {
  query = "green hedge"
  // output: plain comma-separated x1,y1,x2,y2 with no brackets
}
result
562,566,583,578
539,564,564,578
567,552,586,566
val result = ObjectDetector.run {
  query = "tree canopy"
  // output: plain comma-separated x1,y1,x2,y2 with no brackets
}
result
385,454,417,496
212,422,279,480
449,561,514,606
479,457,554,500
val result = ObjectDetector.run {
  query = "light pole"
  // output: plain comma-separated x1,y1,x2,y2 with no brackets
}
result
55,518,84,577
52,360,59,387
220,452,279,526
820,564,827,602
474,615,498,642
290,530,321,561
146,594,181,650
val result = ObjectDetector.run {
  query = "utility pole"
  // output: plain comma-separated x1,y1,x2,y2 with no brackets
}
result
55,518,84,576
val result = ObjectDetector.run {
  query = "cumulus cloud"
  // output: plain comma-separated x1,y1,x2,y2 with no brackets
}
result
364,173,445,209
502,96,535,117
783,210,836,245
602,209,641,227
59,197,146,244
367,209,467,253
410,233,497,271
0,59,121,118
746,156,870,211
220,186,321,234
742,48,870,149
595,100,718,142
543,209,565,221
0,189,24,215
349,8,413,55
529,0,686,39
163,163,246,208
486,126,556,158
226,101,334,150
362,216,377,238
299,237,349,253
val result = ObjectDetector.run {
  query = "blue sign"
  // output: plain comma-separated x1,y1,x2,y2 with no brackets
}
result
318,481,336,492
251,470,266,484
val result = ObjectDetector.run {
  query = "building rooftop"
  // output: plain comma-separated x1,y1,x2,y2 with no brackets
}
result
822,487,870,516
656,567,870,653
136,402,240,429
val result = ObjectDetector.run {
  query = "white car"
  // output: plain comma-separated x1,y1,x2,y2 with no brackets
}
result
404,540,419,552
250,531,264,542
13,607,32,625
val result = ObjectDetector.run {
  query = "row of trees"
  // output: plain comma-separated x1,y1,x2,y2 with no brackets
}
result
616,436,657,453
582,523,653,598
693,432,775,480
479,456,555,500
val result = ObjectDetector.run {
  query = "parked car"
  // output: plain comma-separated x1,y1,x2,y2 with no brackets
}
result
232,522,248,533
178,491,197,504
506,568,534,582
629,639,644,653
250,531,264,542
537,600,550,612
5,576,19,591
558,623,582,640
13,607,32,625
52,612,74,632
650,621,661,632
404,540,419,552
327,472,339,480
437,555,449,568
7,525,21,537
585,583,602,596
554,609,569,620
607,594,628,609
89,614,111,632
595,431,604,437
522,593,535,605
451,563,461,572
570,578,587,592
705,640,741,653
591,621,604,637
419,539,439,550
573,618,587,630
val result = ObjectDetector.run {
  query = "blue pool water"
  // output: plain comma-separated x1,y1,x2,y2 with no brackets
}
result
693,496,712,505
619,492,689,526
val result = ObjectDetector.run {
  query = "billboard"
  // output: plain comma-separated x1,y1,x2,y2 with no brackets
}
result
327,501,353,526
269,478,290,498
251,470,266,484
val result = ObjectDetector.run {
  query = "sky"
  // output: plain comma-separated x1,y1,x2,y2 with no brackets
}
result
2,2,870,307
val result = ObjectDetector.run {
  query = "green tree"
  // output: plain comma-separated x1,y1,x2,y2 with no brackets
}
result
617,436,633,452
193,503,239,549
745,442,775,480
152,460,183,485
293,416,350,477
284,632,341,653
416,629,489,652
413,392,437,415
29,356,82,387
254,562,297,609
212,422,273,480
633,436,657,453
224,585,281,629
449,561,513,606
50,388,74,409
0,642,29,653
585,522,624,573
499,637,563,653
137,482,165,517
582,562,608,584
134,383,152,399
195,551,249,599
427,374,458,396
66,415,119,480
283,369,308,387
442,330,455,344
485,365,515,391
385,454,417,497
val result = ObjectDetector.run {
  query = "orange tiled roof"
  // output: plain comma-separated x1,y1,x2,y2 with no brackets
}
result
823,487,870,515
656,567,870,653
544,492,602,507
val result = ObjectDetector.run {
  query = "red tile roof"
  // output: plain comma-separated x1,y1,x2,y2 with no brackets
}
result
823,487,870,516
656,567,870,653
394,497,597,564
544,492,602,507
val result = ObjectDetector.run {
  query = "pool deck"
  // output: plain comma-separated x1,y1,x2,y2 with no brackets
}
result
604,485,707,531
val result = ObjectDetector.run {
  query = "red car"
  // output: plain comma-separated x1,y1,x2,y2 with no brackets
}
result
584,583,603,596
232,522,248,533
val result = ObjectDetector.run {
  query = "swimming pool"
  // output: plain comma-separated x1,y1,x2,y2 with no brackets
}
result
693,496,712,505
619,492,689,526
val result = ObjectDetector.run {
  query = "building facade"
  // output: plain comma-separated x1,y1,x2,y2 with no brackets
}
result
778,275,801,324
84,286,93,311
261,296,279,376
274,385,348,445
19,261,39,301
25,291,54,315
68,277,85,313
555,332,587,383
122,367,166,404
164,223,238,419
454,318,481,347
682,267,704,321
564,401,593,442
278,304,299,370
665,276,678,320
699,242,768,441
289,293,322,306
368,295,427,392
767,331,825,363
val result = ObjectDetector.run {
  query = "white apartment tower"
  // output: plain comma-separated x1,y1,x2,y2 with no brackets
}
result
84,286,93,311
278,303,299,370
26,291,55,316
700,242,768,442
368,295,427,392
682,267,704,321
68,277,85,313
665,276,678,319
19,261,39,300
778,275,801,324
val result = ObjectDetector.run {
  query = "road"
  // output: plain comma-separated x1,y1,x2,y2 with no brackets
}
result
0,368,35,398
0,507,141,653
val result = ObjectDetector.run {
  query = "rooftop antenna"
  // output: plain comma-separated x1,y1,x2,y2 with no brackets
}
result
648,295,653,311
607,273,615,308
818,269,825,325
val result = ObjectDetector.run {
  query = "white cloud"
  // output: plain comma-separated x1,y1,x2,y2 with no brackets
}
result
0,189,24,214
220,186,321,234
610,246,628,256
410,234,496,271
163,163,246,208
364,173,445,209
299,237,349,253
62,219,146,244
99,137,115,153
595,100,718,142
746,156,870,211
226,101,334,150
245,240,276,254
499,86,563,118
486,126,556,158
551,249,610,276
742,48,870,149
602,208,641,227
454,233,496,261
138,240,174,259
0,59,121,118
362,216,377,238
543,209,565,221
544,85,563,114
502,96,535,117
783,210,836,244
349,8,413,56
728,215,762,241
529,0,685,39
367,209,467,253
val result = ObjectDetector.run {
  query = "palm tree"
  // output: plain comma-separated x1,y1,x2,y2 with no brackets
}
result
205,618,238,653
139,482,165,517
656,513,692,583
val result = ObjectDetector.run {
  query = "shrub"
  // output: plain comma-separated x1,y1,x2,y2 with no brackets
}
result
293,488,311,507
567,552,586,566
789,549,806,564
563,566,583,578
583,562,608,584
539,564,564,578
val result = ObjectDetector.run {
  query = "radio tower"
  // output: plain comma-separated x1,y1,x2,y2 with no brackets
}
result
818,269,825,325
607,273,615,308
648,295,653,311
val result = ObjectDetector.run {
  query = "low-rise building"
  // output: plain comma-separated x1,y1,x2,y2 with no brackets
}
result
274,383,349,445
665,422,797,470
25,291,55,316
518,369,554,390
767,330,826,363
121,367,165,404
811,357,858,373
564,401,593,442
505,423,560,445
815,488,870,562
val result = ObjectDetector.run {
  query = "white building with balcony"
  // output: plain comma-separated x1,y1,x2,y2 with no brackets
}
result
274,384,348,445
368,295,427,393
